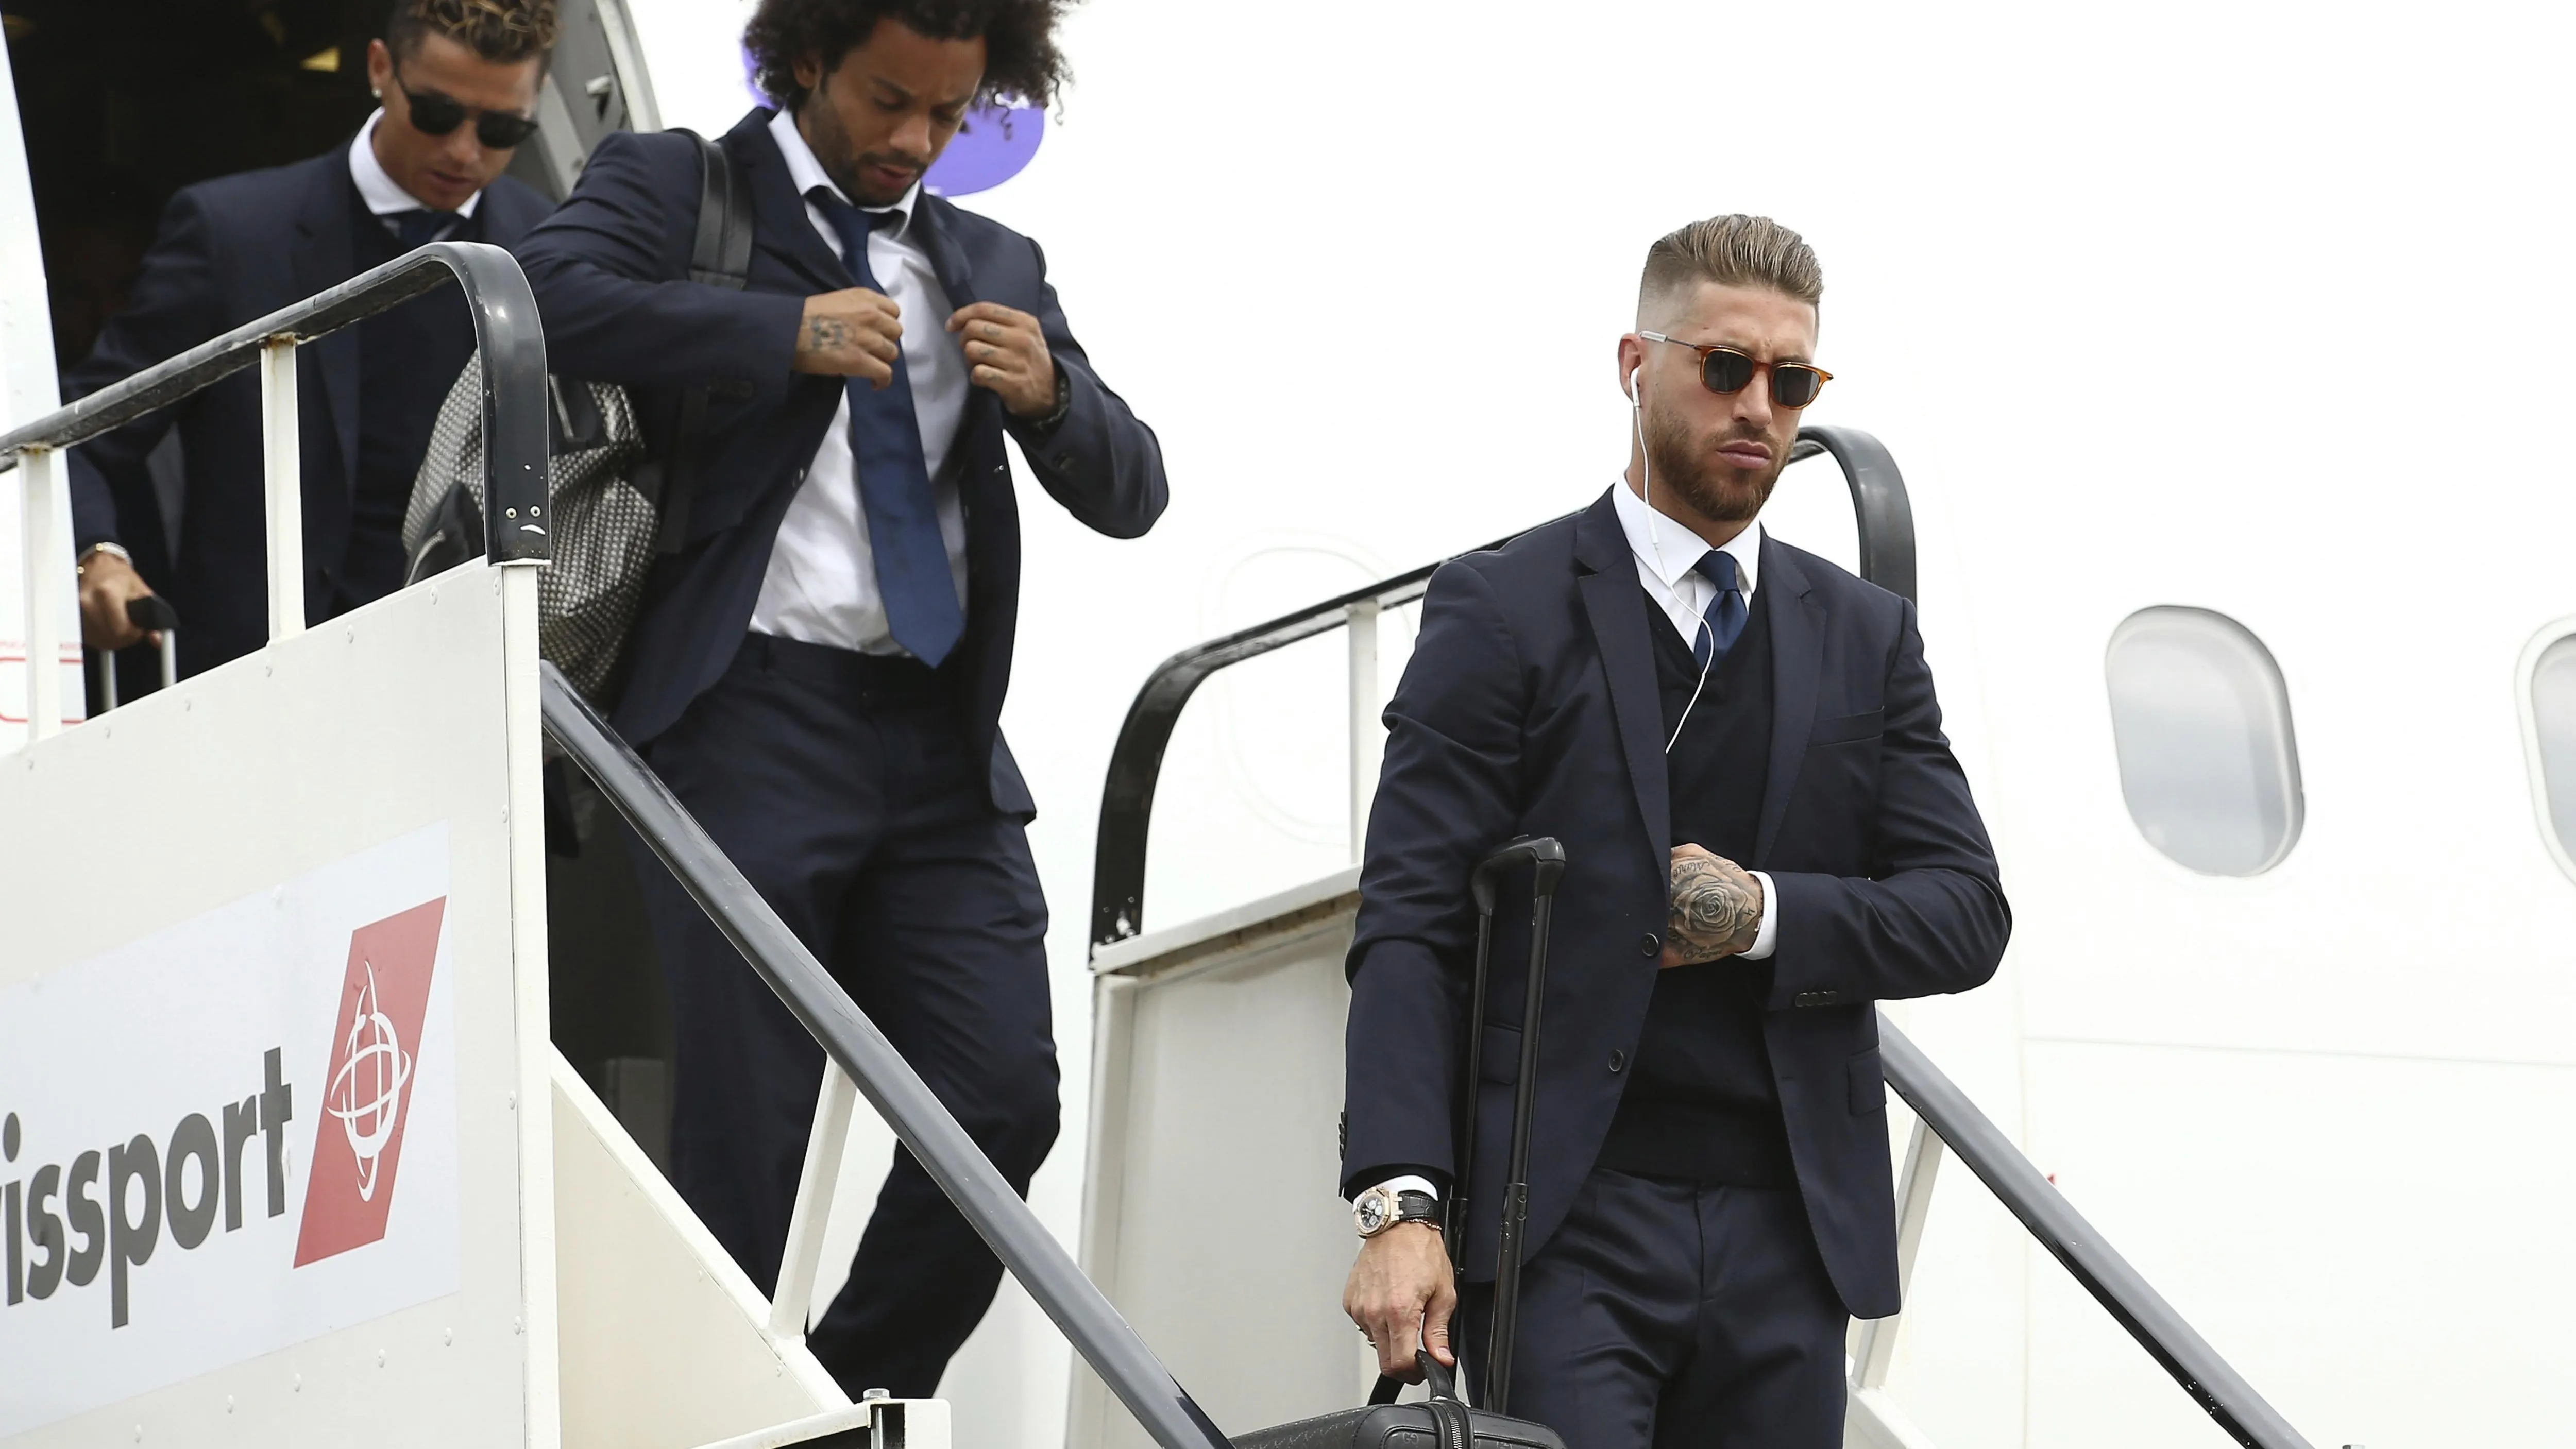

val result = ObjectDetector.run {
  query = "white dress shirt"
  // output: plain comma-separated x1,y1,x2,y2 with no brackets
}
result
1357,480,1785,1212
749,106,972,656
347,110,481,228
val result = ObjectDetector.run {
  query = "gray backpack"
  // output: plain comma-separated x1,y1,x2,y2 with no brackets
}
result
402,129,752,701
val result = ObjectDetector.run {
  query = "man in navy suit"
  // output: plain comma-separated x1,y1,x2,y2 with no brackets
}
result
1341,217,2009,1446
67,0,557,686
515,0,1165,1399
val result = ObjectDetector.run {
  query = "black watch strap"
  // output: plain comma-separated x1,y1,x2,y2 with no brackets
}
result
1392,1190,1439,1225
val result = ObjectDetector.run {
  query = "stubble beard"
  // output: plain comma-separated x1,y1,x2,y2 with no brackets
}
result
1644,405,1783,526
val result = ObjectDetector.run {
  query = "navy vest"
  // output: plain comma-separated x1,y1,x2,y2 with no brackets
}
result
1595,582,1796,1187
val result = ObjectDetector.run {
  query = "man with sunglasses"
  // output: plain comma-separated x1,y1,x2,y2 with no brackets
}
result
65,0,556,690
1342,215,2009,1446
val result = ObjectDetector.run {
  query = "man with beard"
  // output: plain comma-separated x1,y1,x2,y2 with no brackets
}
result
516,0,1164,1401
1338,215,2008,1446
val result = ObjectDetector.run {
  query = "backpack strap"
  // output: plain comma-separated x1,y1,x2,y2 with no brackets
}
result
653,127,754,555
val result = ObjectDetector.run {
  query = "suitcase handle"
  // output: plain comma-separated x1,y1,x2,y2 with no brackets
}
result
1366,1349,1462,1407
1450,835,1564,1419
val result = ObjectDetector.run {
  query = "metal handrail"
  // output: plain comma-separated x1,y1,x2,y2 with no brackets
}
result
1877,1019,2310,1448
7,241,546,747
1088,425,1900,949
536,664,1231,1449
0,240,550,562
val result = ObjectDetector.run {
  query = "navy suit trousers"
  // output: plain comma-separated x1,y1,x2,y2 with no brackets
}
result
629,632,1060,1398
1461,1170,1848,1449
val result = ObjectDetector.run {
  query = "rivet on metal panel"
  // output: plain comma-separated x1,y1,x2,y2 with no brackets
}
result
292,1374,301,1392
347,626,355,642
377,1349,386,1367
132,1425,141,1441
507,1090,517,1109
444,1328,454,1346
513,1316,524,1335
226,1396,234,1413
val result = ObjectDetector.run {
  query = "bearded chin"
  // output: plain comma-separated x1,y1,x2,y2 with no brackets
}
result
1647,419,1782,525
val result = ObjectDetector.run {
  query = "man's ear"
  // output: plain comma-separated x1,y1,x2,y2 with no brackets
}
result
366,38,393,94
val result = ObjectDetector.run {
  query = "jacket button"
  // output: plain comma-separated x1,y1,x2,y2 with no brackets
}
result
1607,1050,1626,1074
1638,933,1659,957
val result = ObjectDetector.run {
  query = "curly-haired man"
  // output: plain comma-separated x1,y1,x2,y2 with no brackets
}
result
519,0,1165,1401
67,0,557,684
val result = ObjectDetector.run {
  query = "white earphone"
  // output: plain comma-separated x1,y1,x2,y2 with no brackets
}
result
1628,353,1716,750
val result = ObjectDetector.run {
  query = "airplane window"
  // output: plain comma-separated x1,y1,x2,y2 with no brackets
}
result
2521,628,2576,877
2104,607,2304,876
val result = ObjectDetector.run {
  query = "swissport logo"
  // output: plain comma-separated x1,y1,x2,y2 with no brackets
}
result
293,899,444,1267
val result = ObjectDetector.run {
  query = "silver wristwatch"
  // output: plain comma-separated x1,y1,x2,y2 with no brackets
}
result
1353,1185,1440,1239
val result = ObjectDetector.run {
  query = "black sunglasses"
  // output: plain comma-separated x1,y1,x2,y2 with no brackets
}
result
1639,332,1833,409
393,66,540,150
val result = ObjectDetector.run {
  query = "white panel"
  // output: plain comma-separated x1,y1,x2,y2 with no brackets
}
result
0,573,529,1447
1074,892,1363,1447
2021,1039,2576,1449
0,31,76,738
552,1055,842,1449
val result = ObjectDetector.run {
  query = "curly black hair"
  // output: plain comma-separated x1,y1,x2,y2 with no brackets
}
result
744,0,1073,111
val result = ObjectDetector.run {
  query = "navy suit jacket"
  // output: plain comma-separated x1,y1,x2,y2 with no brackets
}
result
1341,490,2009,1318
65,148,551,675
515,109,1166,811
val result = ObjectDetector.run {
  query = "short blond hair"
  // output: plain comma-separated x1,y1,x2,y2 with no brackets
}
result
1638,214,1822,325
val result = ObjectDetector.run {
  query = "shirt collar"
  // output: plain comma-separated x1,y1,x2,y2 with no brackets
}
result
1611,475,1762,596
770,106,918,242
347,110,483,218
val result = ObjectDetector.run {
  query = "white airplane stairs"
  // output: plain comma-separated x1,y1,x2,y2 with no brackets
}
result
0,247,2329,1449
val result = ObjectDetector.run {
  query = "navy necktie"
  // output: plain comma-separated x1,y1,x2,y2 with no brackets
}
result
809,190,964,667
1692,551,1748,669
387,208,459,251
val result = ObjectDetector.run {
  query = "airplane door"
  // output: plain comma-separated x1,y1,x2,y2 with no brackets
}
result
507,0,661,201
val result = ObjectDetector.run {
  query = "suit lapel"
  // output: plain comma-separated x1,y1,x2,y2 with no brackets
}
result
736,113,851,293
912,195,979,310
291,154,360,497
1754,535,1826,864
1574,491,1671,863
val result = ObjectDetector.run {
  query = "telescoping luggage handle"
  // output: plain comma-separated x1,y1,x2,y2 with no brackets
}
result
95,595,181,712
1454,835,1565,1418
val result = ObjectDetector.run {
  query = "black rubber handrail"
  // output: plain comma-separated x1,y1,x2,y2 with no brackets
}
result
1877,1018,2312,1448
537,665,1231,1449
0,241,550,565
1088,425,1897,950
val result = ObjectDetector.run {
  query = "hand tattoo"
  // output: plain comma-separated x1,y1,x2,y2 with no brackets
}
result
805,317,856,352
1667,852,1762,964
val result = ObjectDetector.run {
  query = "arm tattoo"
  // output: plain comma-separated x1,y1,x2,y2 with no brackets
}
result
1667,854,1762,964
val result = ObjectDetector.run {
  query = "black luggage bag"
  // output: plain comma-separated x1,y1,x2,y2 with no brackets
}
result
1233,838,1570,1449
